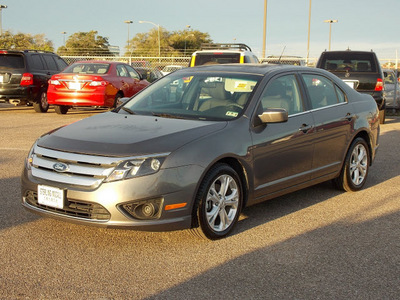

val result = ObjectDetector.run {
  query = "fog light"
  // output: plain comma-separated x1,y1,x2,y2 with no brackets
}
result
121,198,163,220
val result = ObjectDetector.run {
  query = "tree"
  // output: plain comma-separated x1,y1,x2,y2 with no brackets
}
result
57,31,113,56
169,29,212,55
0,31,54,51
125,28,212,56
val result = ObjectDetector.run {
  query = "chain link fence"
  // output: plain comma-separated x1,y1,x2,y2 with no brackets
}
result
61,56,191,72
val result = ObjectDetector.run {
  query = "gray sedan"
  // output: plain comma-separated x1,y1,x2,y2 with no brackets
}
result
21,64,380,239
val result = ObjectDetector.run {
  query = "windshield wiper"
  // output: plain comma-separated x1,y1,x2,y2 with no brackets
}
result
121,107,136,115
151,112,185,119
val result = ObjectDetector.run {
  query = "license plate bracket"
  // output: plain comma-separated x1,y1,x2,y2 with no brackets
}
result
38,185,65,209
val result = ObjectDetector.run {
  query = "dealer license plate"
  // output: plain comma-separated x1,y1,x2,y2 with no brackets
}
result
38,185,64,209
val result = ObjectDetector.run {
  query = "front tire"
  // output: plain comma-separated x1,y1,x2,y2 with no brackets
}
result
192,164,243,240
334,137,370,192
33,92,49,113
54,105,69,114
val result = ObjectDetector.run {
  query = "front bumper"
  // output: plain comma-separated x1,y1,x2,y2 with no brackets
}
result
21,164,204,231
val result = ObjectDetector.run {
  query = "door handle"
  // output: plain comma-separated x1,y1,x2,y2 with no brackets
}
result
299,123,313,133
343,112,354,122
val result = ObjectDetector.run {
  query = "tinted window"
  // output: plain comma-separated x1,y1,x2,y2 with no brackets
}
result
194,53,241,66
54,56,68,71
319,52,377,72
302,74,345,109
30,54,45,70
0,54,25,68
42,55,58,71
259,74,304,115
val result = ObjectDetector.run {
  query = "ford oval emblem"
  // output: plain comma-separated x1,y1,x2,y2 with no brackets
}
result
53,162,69,172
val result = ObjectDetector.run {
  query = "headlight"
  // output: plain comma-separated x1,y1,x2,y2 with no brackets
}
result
25,142,37,170
105,154,169,182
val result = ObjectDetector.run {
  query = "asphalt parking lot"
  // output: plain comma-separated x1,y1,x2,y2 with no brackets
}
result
0,104,399,299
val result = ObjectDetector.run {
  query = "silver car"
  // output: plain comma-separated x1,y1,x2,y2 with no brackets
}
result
21,64,380,240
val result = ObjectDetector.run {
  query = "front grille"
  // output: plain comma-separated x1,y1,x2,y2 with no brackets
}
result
30,146,118,189
24,190,110,221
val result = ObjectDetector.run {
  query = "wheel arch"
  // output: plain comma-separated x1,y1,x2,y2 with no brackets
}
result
352,130,374,166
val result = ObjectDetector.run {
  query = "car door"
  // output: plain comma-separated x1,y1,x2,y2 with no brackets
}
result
300,73,354,179
250,74,315,200
116,64,135,96
126,65,149,95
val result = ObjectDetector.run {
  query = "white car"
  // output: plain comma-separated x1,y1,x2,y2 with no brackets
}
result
161,65,184,76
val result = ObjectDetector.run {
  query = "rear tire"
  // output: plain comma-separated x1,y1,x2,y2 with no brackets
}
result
54,105,69,115
333,137,370,192
33,92,49,113
191,163,242,240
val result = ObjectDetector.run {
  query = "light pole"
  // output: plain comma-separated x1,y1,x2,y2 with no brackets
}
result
124,20,133,54
306,0,312,65
61,31,67,46
0,5,7,36
262,0,267,58
324,19,338,51
139,20,160,61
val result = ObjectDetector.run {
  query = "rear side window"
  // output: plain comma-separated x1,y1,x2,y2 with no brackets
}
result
193,53,241,66
54,56,68,70
30,54,45,70
42,55,58,71
319,52,377,72
302,74,346,109
0,54,25,68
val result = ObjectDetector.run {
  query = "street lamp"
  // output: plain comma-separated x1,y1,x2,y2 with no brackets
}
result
262,0,267,58
324,19,338,51
61,31,67,46
139,20,161,61
124,20,133,54
0,5,7,36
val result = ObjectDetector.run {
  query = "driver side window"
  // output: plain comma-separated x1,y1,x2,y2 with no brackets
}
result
259,74,304,115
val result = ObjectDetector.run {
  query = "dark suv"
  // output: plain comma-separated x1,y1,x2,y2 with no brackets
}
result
0,50,68,112
316,50,386,123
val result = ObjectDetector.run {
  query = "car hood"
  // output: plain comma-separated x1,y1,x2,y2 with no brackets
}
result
37,112,227,157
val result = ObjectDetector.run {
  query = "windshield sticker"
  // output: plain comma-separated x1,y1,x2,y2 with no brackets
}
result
225,78,257,92
226,111,239,117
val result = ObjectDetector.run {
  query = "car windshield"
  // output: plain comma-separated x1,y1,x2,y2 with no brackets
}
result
119,71,261,121
62,63,110,74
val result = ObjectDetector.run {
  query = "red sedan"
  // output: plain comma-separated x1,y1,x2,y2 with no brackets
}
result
47,61,150,114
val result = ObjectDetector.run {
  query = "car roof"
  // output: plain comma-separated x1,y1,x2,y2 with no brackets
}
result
180,63,311,75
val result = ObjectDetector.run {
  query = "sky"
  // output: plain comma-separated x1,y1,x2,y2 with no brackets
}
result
2,0,400,61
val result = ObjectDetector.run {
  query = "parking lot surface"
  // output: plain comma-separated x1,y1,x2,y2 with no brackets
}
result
1,104,399,299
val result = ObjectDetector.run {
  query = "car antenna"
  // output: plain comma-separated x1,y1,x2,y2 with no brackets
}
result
278,46,286,64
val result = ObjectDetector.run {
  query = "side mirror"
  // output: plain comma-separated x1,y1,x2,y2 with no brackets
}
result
258,108,288,124
116,97,130,107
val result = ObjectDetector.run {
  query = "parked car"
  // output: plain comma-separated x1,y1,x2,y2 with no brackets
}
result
383,69,400,108
316,49,386,123
161,65,184,76
21,64,379,239
47,61,149,114
135,67,163,83
261,55,306,66
0,49,68,112
189,43,259,67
